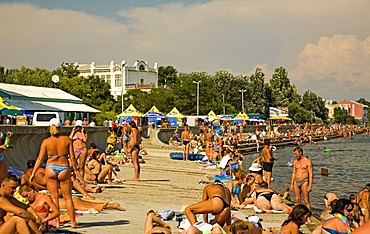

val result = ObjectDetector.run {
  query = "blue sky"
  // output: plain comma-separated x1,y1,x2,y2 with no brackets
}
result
0,0,370,101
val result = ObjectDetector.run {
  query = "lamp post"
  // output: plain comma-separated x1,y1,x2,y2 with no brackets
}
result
222,94,226,115
121,63,126,113
193,80,201,116
239,89,246,113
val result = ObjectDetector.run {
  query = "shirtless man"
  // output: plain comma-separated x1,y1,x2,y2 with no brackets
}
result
290,146,313,212
181,126,191,161
358,184,370,222
21,159,47,191
0,175,42,234
261,139,277,187
185,181,231,226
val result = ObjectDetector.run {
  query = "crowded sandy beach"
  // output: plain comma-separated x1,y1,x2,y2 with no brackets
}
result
1,120,370,234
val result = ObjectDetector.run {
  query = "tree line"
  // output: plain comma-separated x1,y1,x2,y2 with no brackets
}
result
0,64,368,125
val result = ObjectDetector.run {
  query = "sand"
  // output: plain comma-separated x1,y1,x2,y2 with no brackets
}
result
61,142,319,233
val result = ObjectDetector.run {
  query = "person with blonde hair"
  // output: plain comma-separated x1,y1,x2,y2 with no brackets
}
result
226,171,245,209
30,118,80,228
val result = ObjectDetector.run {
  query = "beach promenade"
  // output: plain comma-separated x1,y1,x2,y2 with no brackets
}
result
71,142,320,233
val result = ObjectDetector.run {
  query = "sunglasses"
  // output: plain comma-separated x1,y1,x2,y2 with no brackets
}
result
346,208,353,212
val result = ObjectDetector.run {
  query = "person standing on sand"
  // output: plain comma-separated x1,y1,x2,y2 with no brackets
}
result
358,184,370,223
290,146,313,219
128,121,141,181
261,139,277,187
185,181,231,226
0,131,14,182
181,125,191,161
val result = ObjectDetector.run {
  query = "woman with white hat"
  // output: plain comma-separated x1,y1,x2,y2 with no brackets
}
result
69,119,88,177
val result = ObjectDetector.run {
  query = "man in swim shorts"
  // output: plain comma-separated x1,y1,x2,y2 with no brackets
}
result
261,139,277,187
290,146,313,214
181,125,191,161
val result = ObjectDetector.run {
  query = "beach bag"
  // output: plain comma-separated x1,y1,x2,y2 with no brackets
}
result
158,209,175,221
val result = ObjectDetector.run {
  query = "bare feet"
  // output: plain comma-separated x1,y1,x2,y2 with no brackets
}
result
130,178,140,181
83,194,95,200
71,224,82,229
114,203,126,211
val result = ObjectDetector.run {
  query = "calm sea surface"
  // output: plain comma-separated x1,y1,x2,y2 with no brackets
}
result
242,134,370,213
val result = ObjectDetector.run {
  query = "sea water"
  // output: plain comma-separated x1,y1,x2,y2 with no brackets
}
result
242,134,370,213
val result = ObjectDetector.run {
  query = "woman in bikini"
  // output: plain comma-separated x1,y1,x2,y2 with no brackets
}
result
30,118,80,228
357,184,370,223
279,204,312,234
185,181,231,226
128,121,141,181
254,181,291,214
18,184,60,231
204,128,214,162
226,171,245,209
69,120,88,177
19,184,125,216
319,198,353,234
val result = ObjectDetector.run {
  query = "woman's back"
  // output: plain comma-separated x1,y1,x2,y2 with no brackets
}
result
43,135,71,165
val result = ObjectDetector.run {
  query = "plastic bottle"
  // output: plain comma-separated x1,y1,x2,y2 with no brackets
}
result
4,132,10,148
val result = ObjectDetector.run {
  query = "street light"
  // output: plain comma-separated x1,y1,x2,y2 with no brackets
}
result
193,80,201,116
222,94,226,115
239,89,246,113
121,62,127,113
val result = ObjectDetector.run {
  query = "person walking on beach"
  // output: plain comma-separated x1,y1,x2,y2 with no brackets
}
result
261,139,277,187
185,181,231,226
181,125,191,161
358,184,370,223
30,118,80,228
128,121,141,181
290,146,313,217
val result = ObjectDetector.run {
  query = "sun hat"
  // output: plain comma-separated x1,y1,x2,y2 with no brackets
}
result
75,120,83,127
49,118,61,127
249,163,262,171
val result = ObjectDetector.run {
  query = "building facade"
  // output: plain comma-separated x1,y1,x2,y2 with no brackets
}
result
77,60,158,98
338,100,368,124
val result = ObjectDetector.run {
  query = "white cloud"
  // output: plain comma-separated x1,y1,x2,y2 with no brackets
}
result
0,1,370,100
291,35,370,100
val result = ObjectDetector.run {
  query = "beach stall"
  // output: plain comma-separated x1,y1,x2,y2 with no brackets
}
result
117,104,143,125
166,107,186,127
143,105,165,127
232,112,248,125
207,110,220,126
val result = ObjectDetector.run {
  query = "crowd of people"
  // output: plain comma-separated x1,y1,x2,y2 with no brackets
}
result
0,117,146,233
0,118,370,233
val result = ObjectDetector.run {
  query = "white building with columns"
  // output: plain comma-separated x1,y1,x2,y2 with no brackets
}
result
77,60,158,98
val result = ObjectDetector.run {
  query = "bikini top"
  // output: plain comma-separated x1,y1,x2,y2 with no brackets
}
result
214,180,226,188
231,183,241,195
48,154,68,159
35,205,49,214
73,136,84,141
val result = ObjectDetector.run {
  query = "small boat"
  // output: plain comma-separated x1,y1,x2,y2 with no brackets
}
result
169,152,206,161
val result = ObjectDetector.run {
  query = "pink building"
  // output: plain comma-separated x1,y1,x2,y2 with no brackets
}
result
338,100,368,124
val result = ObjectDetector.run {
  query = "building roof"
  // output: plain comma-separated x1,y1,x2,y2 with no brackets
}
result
0,83,80,101
0,83,100,113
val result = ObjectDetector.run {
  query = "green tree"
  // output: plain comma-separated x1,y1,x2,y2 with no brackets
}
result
301,90,328,122
333,107,345,123
158,65,178,87
246,67,266,114
269,67,300,106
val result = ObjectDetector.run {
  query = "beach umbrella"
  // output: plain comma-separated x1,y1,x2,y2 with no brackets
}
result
219,115,233,121
207,110,220,120
117,104,143,117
